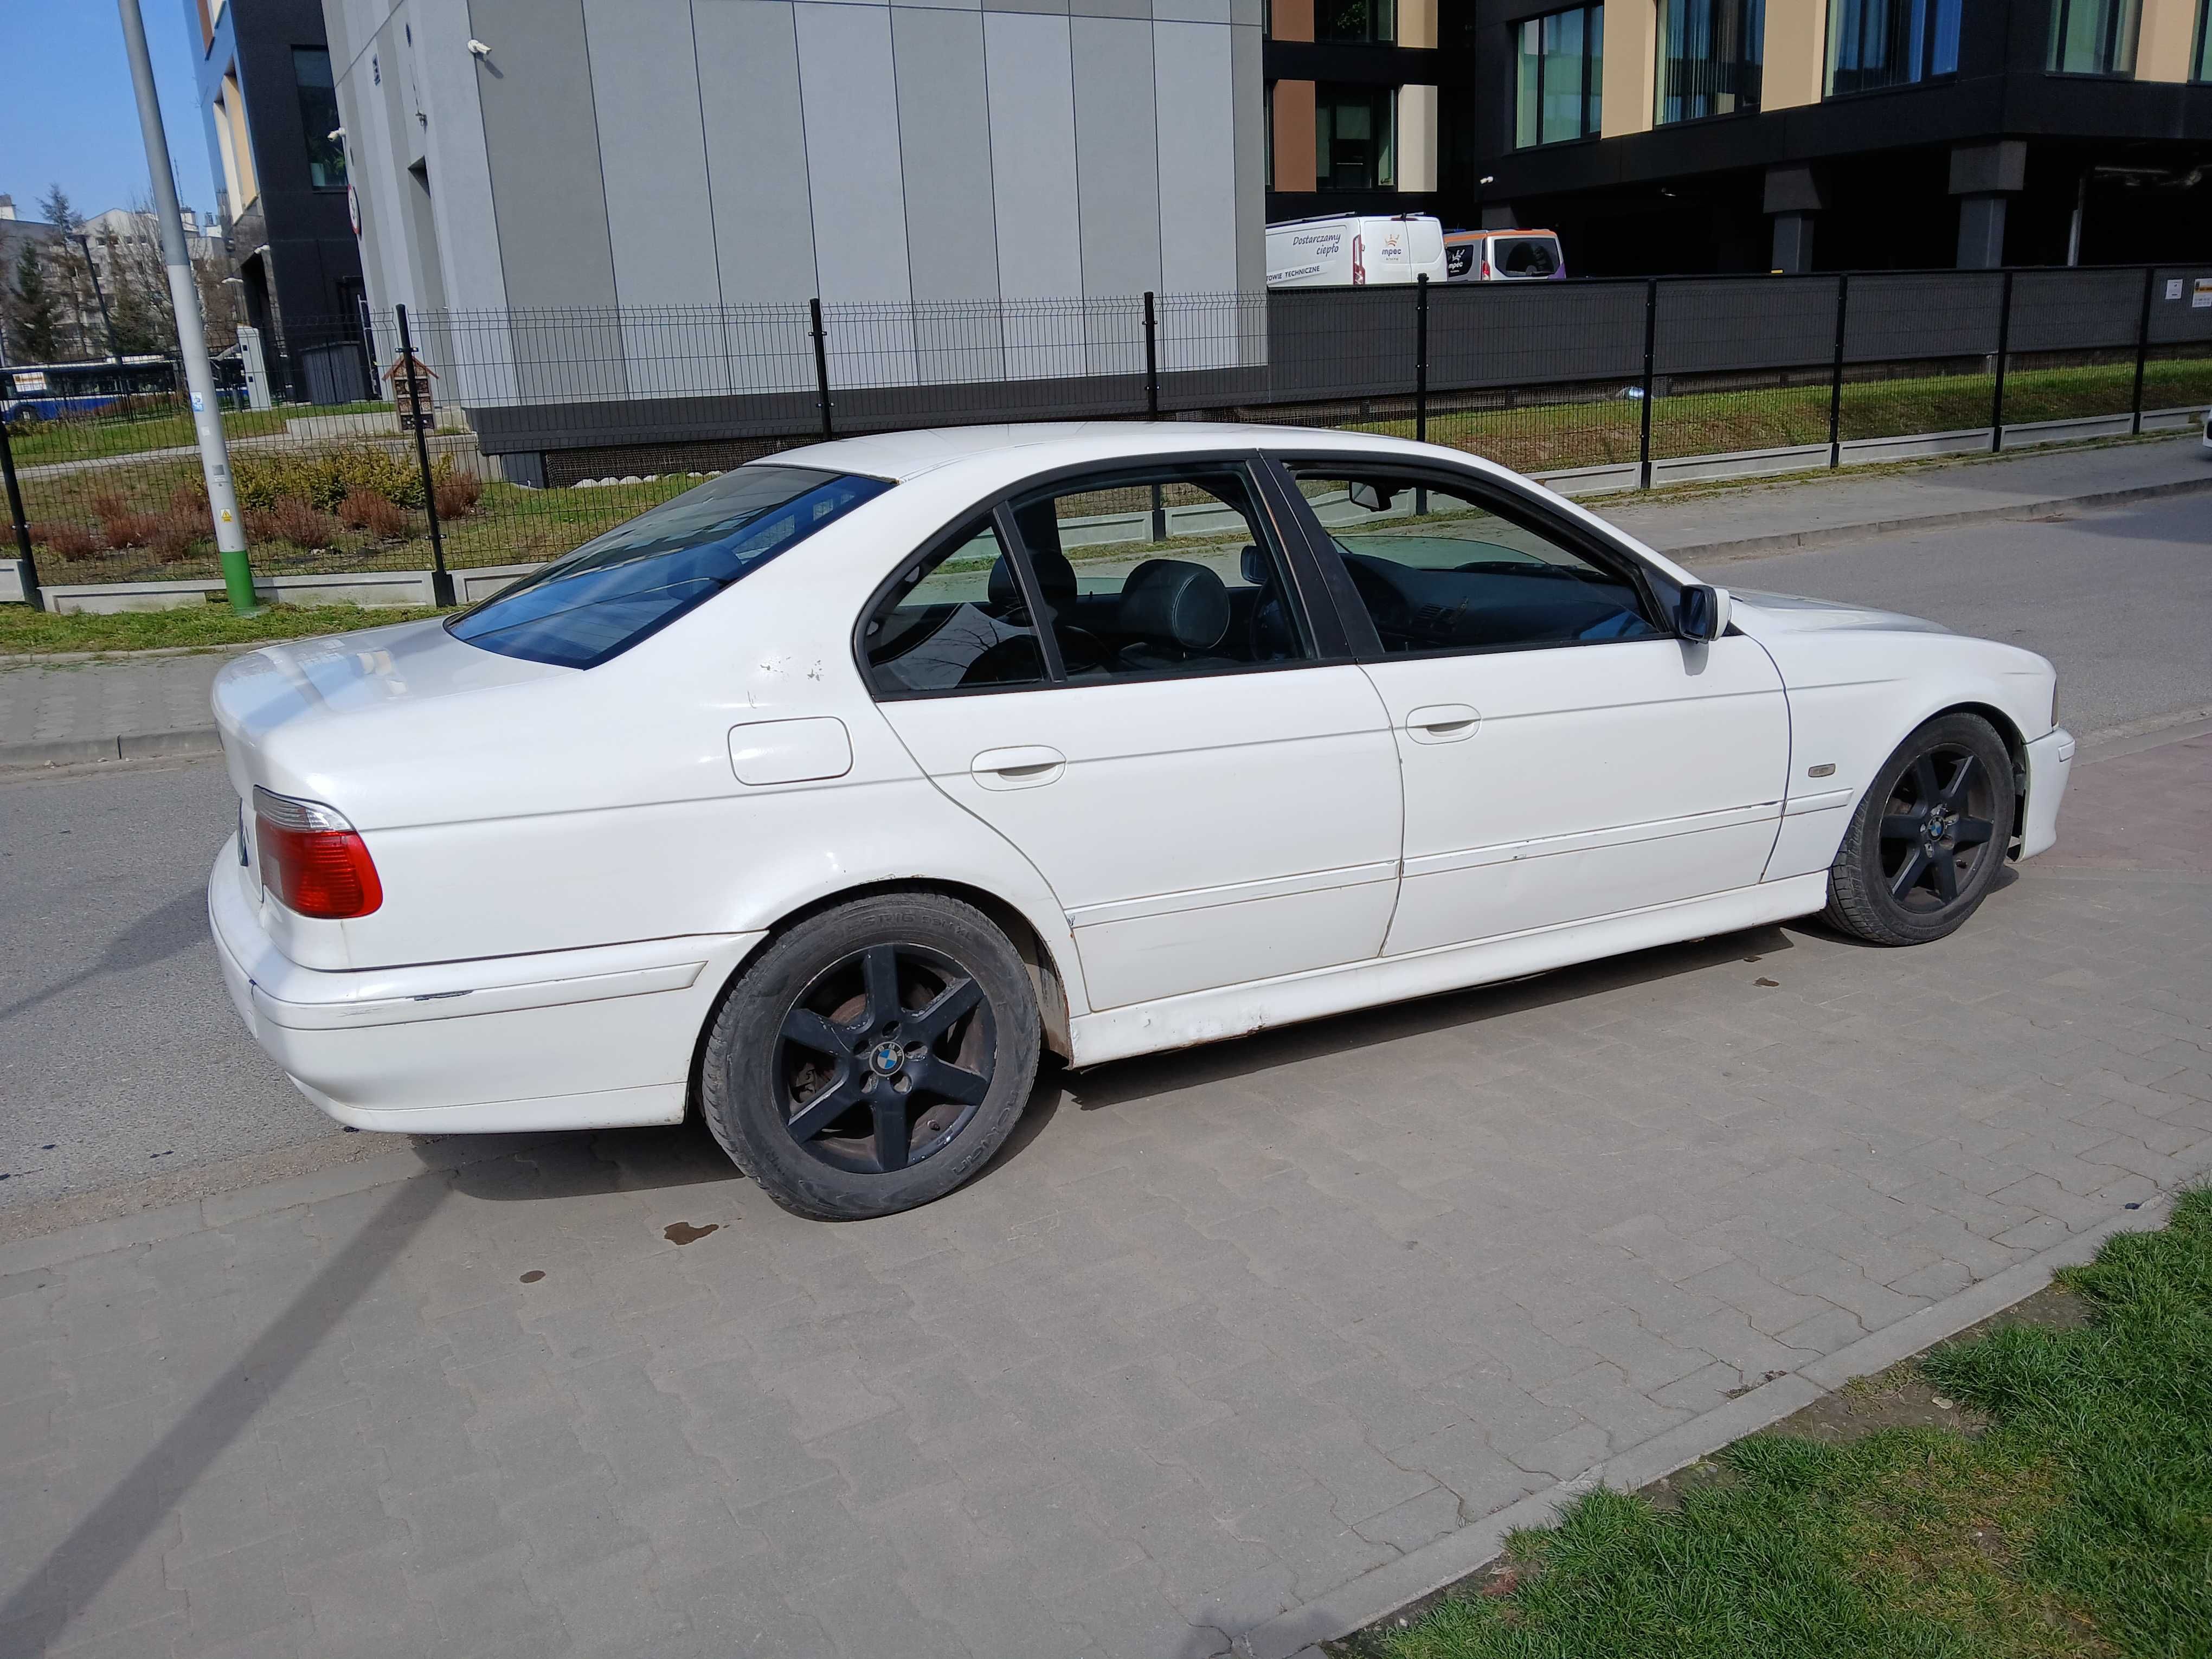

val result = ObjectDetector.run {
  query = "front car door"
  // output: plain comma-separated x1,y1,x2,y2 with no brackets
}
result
1270,457,1790,956
862,458,1405,1012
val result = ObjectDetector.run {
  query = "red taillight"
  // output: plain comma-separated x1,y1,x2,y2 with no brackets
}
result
252,787,383,918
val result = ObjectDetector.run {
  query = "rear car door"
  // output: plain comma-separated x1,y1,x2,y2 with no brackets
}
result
863,459,1404,1012
1271,459,1790,956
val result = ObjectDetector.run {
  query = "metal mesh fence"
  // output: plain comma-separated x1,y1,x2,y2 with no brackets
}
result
7,267,2208,607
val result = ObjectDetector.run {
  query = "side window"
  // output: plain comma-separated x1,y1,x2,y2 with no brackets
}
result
1291,470,1662,654
1007,467,1314,682
862,516,1046,696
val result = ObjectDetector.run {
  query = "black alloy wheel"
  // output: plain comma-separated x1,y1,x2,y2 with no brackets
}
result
1824,713,2017,947
776,942,994,1175
699,892,1041,1220
1875,744,2000,912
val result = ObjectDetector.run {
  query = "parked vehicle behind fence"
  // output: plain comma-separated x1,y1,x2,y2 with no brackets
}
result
1267,214,1446,288
1443,229,1566,282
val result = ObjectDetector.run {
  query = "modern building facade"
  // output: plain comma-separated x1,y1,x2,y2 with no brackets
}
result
1441,0,2212,274
1263,0,1460,221
184,0,367,343
325,0,1267,329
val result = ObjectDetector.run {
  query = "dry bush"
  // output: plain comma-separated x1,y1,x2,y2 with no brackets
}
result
433,471,483,519
339,489,414,541
168,481,210,516
148,512,205,563
29,522,100,559
90,491,159,548
247,497,340,550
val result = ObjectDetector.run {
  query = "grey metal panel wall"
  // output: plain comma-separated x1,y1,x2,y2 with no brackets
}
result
1846,272,2004,364
1153,23,1237,299
695,0,819,307
1229,21,1264,303
895,8,1000,303
416,0,511,319
796,2,914,305
1656,277,1837,376
2149,269,2212,343
2007,268,2142,353
983,13,1083,304
582,0,720,309
1429,282,1648,390
1070,18,1161,306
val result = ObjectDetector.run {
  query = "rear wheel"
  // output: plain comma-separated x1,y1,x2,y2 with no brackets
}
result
1824,713,2015,946
700,892,1040,1220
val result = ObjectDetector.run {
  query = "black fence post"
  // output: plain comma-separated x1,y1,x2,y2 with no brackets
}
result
2130,264,2155,436
395,304,454,608
1989,268,2014,455
1414,274,1430,444
1827,271,1851,470
809,298,834,440
0,412,44,612
1638,278,1659,490
1143,291,1160,419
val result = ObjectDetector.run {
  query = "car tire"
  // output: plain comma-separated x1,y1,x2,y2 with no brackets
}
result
700,892,1040,1220
1823,712,2016,947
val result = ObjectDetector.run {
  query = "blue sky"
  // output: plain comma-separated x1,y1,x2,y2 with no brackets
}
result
1,1,220,223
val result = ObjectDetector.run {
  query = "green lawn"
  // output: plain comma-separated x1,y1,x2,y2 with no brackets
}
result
1362,1187,2212,1659
8,401,393,468
0,600,448,656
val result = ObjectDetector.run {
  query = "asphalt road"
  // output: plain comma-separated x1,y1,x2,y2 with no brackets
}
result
1,493,2206,1219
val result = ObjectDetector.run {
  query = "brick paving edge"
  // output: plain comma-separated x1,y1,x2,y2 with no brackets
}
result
1239,1178,2205,1659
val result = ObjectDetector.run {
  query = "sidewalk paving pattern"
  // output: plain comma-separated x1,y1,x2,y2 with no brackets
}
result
4,434,2208,768
1,731,2206,1658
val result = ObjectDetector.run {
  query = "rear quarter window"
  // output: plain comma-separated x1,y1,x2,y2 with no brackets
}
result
449,465,891,670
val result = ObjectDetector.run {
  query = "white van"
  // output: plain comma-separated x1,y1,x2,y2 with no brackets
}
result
1266,214,1447,288
1442,228,1566,282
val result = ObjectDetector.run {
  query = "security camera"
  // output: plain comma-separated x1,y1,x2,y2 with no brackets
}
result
327,126,345,140
467,38,491,55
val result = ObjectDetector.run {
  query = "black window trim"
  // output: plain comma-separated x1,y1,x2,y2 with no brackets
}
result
1258,453,1688,663
854,451,1353,704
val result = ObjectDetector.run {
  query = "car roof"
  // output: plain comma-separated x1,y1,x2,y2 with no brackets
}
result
771,421,1455,486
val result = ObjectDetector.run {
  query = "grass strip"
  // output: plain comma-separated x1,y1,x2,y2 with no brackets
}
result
0,601,447,657
1361,1186,2212,1659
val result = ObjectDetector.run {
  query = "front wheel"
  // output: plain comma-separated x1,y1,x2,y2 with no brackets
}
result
1824,713,2016,947
700,892,1040,1220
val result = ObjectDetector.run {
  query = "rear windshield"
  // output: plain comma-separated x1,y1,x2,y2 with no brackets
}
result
449,465,891,670
1492,236,1561,278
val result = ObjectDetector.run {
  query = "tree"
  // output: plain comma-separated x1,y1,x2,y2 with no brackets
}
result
7,241,65,363
37,185,76,234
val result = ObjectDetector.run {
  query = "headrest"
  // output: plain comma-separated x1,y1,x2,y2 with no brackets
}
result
1116,559,1229,652
987,548,1077,613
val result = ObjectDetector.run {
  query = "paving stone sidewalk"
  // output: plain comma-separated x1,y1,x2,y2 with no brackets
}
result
2,728,2208,1659
5,434,2208,764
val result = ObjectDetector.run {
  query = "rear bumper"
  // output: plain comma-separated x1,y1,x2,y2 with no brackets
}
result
2018,726,2075,861
207,841,764,1132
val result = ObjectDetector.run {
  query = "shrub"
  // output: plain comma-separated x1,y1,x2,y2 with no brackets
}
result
433,471,483,519
247,498,340,550
29,521,99,559
338,489,414,539
148,512,204,563
234,445,436,512
91,492,160,549
168,480,209,516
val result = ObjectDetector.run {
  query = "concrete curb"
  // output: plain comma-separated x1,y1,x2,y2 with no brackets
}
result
1239,1174,2203,1659
0,726,221,772
1664,472,2212,568
0,640,270,668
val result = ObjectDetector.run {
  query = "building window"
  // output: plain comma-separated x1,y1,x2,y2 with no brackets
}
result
2046,0,2138,73
1317,0,1396,43
1515,6,1604,146
293,48,345,187
1826,0,1959,92
1657,0,1763,122
1316,85,1395,189
2197,0,2211,78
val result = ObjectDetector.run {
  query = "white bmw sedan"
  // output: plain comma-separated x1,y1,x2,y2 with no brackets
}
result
209,424,2074,1219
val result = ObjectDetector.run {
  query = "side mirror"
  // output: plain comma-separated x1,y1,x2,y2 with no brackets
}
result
1677,583,1731,642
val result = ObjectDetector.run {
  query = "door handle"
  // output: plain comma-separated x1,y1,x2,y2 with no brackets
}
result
971,745,1066,789
1404,704,1481,744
